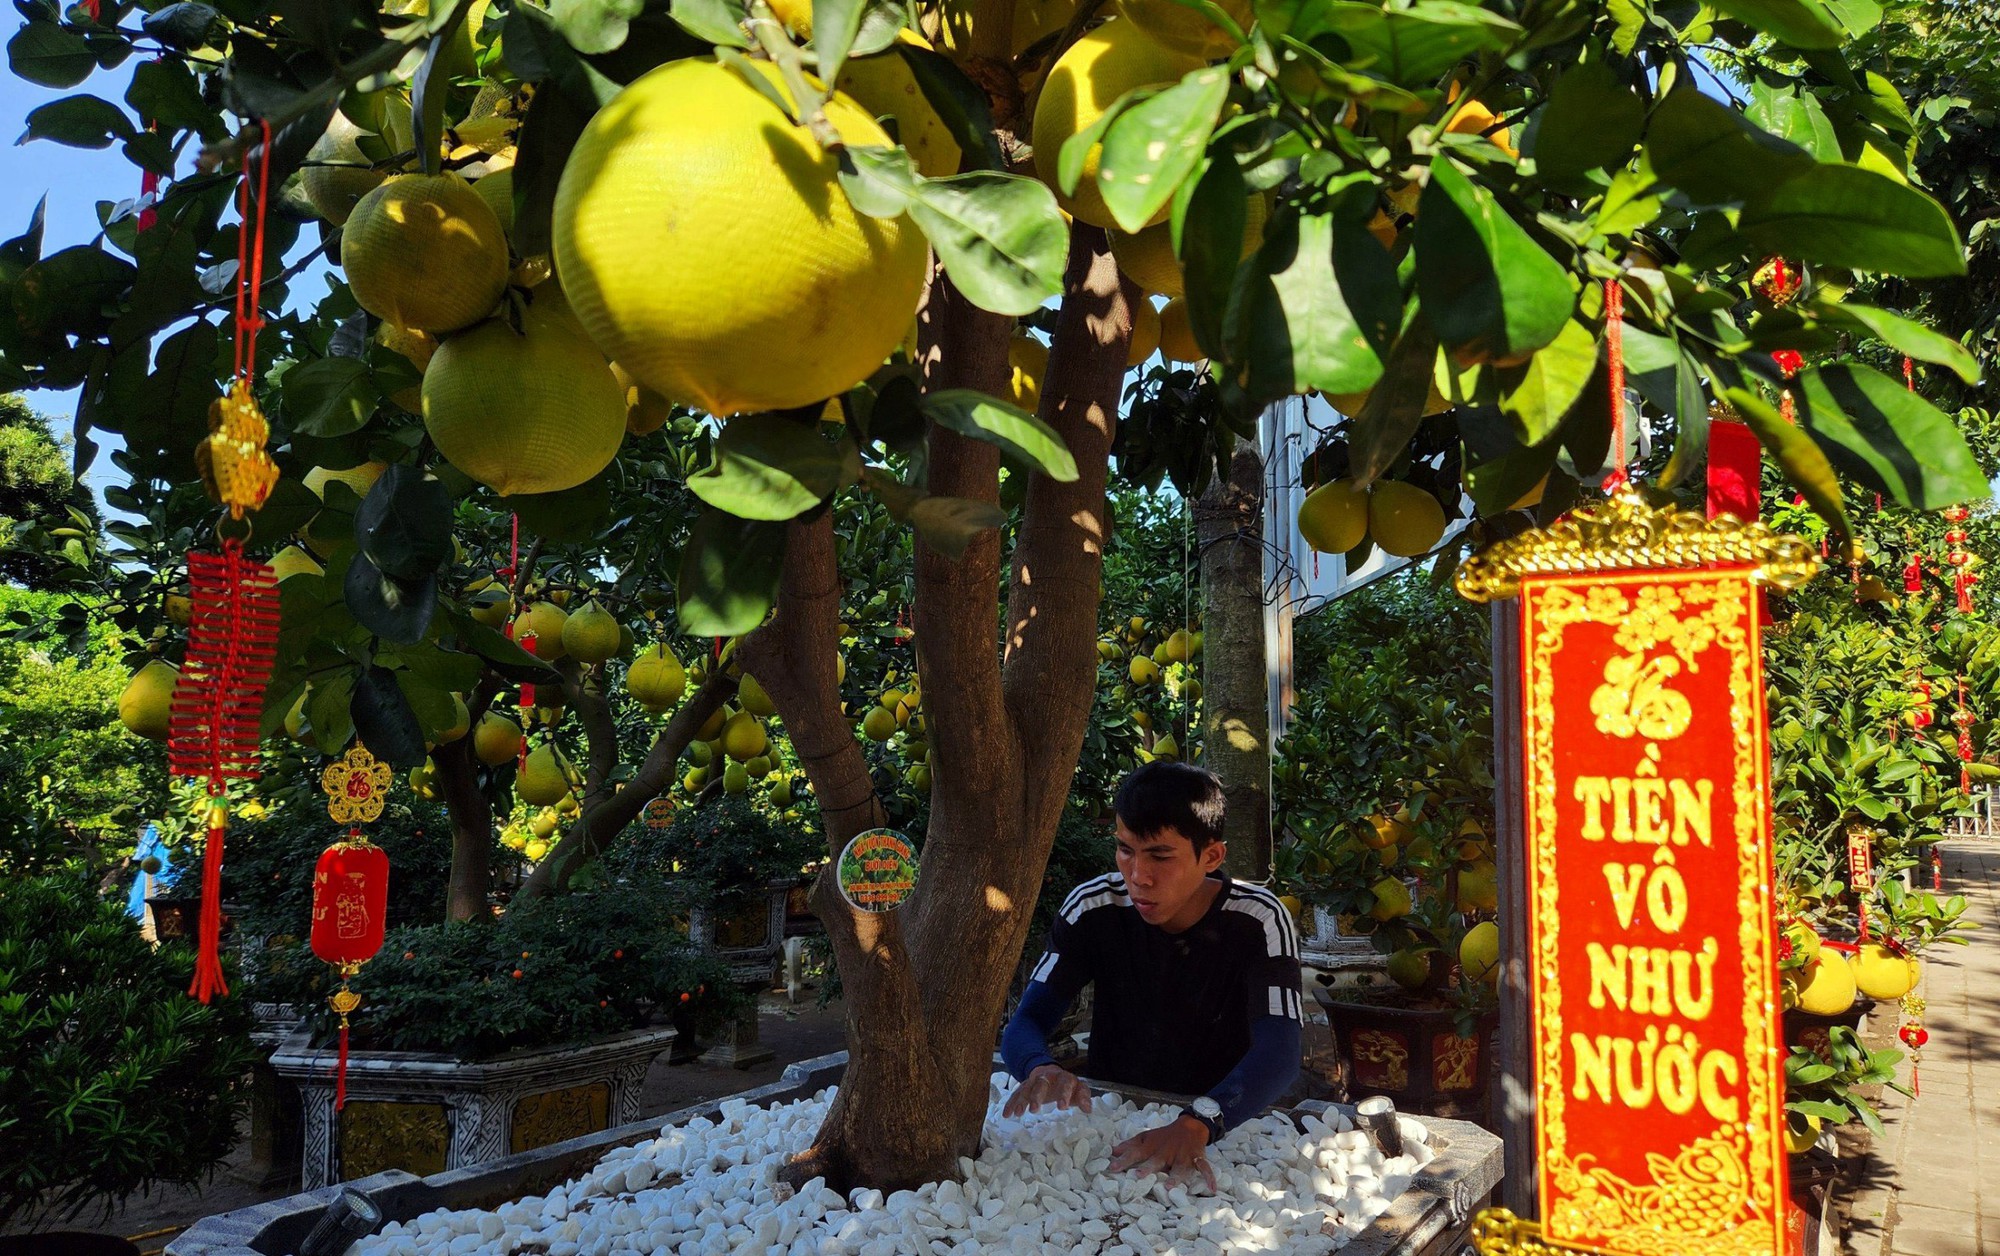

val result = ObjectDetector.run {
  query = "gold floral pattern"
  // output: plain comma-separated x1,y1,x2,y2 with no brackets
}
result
322,746,393,826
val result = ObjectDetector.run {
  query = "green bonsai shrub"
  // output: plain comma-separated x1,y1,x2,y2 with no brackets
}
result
0,876,256,1229
611,793,822,913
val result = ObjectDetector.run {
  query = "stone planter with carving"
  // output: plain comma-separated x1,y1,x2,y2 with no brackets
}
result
267,1023,676,1190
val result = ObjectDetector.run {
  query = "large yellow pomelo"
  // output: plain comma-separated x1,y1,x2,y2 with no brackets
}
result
766,0,812,35
1455,859,1499,912
1386,948,1430,990
119,660,179,741
627,645,687,711
1460,920,1501,983
1297,479,1368,554
473,711,524,765
437,693,471,743
1360,812,1406,850
1115,0,1251,58
377,324,436,413
943,0,1075,61
1128,297,1160,366
1794,954,1858,1016
720,711,769,762
1031,22,1204,230
1008,334,1048,412
304,461,389,504
1157,296,1201,362
343,172,509,333
611,363,676,437
302,112,389,226
862,705,898,741
560,600,622,664
517,743,572,806
422,298,626,496
269,545,324,582
738,673,777,718
1851,943,1921,1001
1109,193,1266,298
1368,877,1412,921
471,165,516,238
1368,480,1446,557
552,59,928,417
837,31,963,178
513,600,570,661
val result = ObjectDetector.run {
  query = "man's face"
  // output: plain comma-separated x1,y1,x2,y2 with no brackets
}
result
1115,817,1226,929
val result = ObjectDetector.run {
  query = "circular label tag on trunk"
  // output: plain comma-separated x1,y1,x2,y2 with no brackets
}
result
837,828,919,913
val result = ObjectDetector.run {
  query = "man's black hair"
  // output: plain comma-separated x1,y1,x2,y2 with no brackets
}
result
1113,761,1227,853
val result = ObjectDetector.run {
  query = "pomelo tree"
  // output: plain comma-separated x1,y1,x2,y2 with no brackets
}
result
5,0,1988,1193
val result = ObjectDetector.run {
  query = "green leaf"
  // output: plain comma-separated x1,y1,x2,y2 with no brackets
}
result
355,465,453,582
1057,88,1143,200
1820,0,1882,34
922,388,1078,481
509,76,597,260
343,553,440,645
1706,0,1843,47
688,414,848,519
353,664,427,770
503,2,623,103
1415,159,1574,364
10,245,134,343
251,475,322,543
811,0,868,90
1096,66,1230,234
550,0,645,53
509,474,613,543
395,668,460,742
1497,317,1598,446
141,4,220,49
1463,434,1559,517
1349,317,1441,485
1792,364,1990,510
1815,304,1980,385
126,59,221,140
895,42,1005,172
1657,348,1709,490
1308,1,1521,89
677,509,788,636
1595,159,1662,236
1236,207,1397,398
1737,164,1965,279
1745,80,1840,161
905,172,1067,317
1531,58,1645,180
8,22,95,88
309,669,358,754
282,357,377,438
1722,386,1849,534
20,94,134,148
667,0,749,45
1177,155,1248,360
836,144,916,220
1645,89,1813,207
909,496,1006,560
396,641,487,692
457,617,559,682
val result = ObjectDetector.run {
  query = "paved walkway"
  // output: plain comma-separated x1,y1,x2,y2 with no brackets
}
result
1849,840,1999,1256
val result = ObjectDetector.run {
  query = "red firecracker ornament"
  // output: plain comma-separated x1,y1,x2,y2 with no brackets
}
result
1953,676,1976,795
314,746,394,1108
1899,993,1928,1097
1941,504,1977,613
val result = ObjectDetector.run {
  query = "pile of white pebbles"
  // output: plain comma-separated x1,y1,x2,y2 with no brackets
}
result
354,1073,1434,1256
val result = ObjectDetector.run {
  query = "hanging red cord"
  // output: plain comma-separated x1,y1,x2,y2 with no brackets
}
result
1602,279,1628,494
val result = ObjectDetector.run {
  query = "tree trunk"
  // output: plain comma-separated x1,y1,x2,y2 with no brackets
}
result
741,224,1130,1194
434,735,494,923
1198,437,1272,881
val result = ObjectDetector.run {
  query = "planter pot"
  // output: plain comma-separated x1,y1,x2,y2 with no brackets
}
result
267,1023,676,1191
169,1051,1504,1256
1316,987,1497,1123
144,894,202,942
687,881,790,985
1782,997,1876,1056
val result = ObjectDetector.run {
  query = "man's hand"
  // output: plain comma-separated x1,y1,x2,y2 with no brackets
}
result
1108,1115,1218,1193
1002,1064,1093,1119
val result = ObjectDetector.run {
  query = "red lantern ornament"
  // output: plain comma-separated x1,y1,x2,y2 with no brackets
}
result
1954,676,1976,795
1755,256,1803,306
314,746,394,1109
1899,993,1928,1097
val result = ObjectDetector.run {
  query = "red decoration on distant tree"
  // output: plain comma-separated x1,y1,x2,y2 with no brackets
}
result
1755,257,1802,305
314,747,394,1109
1953,676,1976,795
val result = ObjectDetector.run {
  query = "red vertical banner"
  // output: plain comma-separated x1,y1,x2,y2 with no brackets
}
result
1518,566,1788,1256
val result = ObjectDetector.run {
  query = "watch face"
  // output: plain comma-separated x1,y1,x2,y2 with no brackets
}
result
1193,1098,1221,1118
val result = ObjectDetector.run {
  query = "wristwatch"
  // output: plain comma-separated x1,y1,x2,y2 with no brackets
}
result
1183,1096,1225,1144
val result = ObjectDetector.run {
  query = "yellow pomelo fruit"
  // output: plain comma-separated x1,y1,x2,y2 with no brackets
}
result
302,111,391,226
1008,335,1048,413
1851,943,1921,1000
628,645,687,711
1297,479,1369,554
438,693,471,743
552,58,928,417
696,705,730,742
409,760,437,800
523,837,550,861
689,739,714,768
560,600,622,664
1785,1112,1822,1156
1456,859,1499,912
746,754,773,779
1794,954,1858,1016
721,761,750,794
1128,297,1160,367
1160,628,1192,663
304,461,389,504
165,592,191,625
1129,655,1161,686
1360,812,1406,850
1460,921,1501,983
1109,194,1266,299
1445,91,1514,157
423,298,626,497
1278,893,1305,922
1032,22,1204,230
518,743,572,806
1386,948,1430,991
119,660,179,741
469,588,512,628
284,689,311,742
766,0,812,34
943,0,1074,61
343,172,509,333
720,711,769,762
739,673,777,718
1784,922,1823,966
1115,0,1251,58
611,362,676,438
512,601,570,661
1368,480,1447,557
1368,877,1412,921
862,705,899,741
1152,732,1180,760
269,545,324,582
473,711,524,765
837,32,963,178
470,164,517,245
1157,297,1202,363
377,324,436,413
769,776,795,806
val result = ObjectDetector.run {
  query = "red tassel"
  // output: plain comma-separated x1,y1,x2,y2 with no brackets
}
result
1906,557,1924,593
1602,280,1630,493
1957,571,1975,613
189,812,228,1001
1706,420,1761,521
335,1018,350,1111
